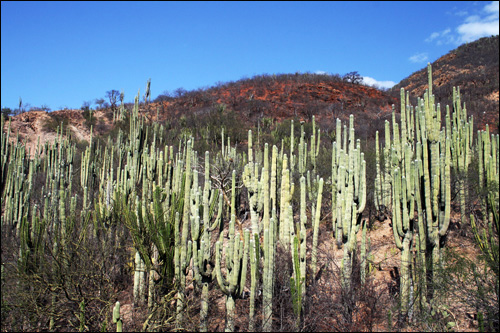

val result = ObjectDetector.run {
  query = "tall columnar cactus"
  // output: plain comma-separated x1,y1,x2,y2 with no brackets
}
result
384,88,420,315
262,145,276,332
477,127,499,227
391,163,416,315
332,115,366,290
279,154,293,250
309,115,320,172
192,151,222,332
80,127,94,215
310,177,324,276
290,119,295,172
447,87,473,228
374,124,393,214
288,173,321,328
215,219,249,332
415,68,452,273
385,64,452,313
262,215,276,331
360,219,368,286
242,159,260,236
374,130,383,212
173,139,194,328
299,176,307,296
112,301,123,332
473,128,499,277
290,235,303,327
248,232,260,332
298,121,308,176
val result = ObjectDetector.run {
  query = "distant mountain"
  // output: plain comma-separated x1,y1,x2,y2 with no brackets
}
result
389,35,499,133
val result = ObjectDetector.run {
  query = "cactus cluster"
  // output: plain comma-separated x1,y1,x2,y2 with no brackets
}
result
373,64,489,317
2,69,497,331
331,115,367,290
472,126,499,276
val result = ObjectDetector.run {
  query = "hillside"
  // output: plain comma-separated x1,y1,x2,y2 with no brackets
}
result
153,73,396,135
3,36,499,154
390,35,499,132
3,74,398,156
2,39,499,332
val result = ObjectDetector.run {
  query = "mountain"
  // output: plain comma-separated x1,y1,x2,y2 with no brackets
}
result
389,35,499,132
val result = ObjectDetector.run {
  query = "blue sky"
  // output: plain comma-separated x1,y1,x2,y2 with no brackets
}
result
1,1,499,111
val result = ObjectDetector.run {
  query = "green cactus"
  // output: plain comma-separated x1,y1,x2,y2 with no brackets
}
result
79,299,86,332
332,115,366,290
249,233,260,332
472,128,499,278
391,164,416,314
290,235,304,327
112,301,123,332
215,221,249,332
262,216,276,331
310,177,324,276
262,145,276,331
383,64,454,314
360,219,368,286
191,151,222,332
447,87,474,229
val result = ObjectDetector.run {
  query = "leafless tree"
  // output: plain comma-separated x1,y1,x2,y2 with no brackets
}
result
106,90,120,112
343,71,363,84
95,98,105,110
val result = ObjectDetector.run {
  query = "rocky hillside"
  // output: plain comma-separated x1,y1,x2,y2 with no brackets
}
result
153,73,396,133
3,74,398,155
390,35,499,132
3,35,499,153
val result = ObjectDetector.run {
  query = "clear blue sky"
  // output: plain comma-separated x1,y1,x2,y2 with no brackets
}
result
1,1,498,111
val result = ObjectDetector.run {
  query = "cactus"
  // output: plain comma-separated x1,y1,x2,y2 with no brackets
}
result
359,218,369,286
262,216,276,331
112,301,123,332
191,151,222,332
447,87,473,229
391,164,416,314
249,233,260,331
215,221,249,332
173,140,194,327
477,128,499,228
332,115,366,290
310,115,320,172
416,66,452,274
310,177,324,276
262,146,276,332
79,299,86,332
290,235,303,327
382,64,453,314
472,128,499,278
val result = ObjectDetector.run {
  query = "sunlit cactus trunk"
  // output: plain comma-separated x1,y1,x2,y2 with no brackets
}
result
215,216,249,332
332,115,366,292
174,140,194,329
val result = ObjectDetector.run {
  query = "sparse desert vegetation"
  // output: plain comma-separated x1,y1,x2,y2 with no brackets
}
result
1,60,498,332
